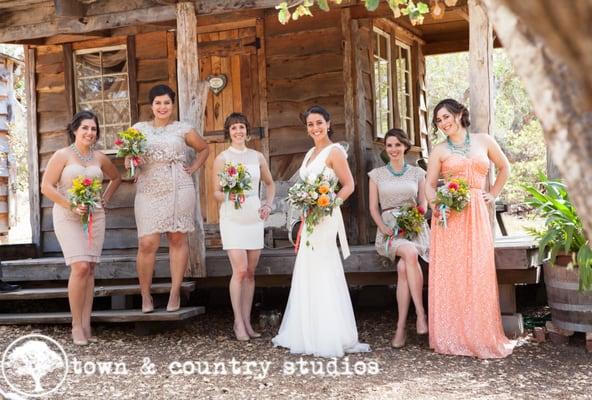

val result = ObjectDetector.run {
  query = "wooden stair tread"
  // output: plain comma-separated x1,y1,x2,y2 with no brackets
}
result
0,307,205,324
0,281,196,300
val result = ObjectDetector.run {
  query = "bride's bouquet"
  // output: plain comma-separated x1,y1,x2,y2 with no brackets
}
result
287,169,340,236
434,177,470,227
384,205,425,254
115,127,146,178
68,175,102,246
218,161,252,209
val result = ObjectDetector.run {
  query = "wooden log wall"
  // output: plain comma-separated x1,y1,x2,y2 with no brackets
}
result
36,30,175,255
264,9,346,181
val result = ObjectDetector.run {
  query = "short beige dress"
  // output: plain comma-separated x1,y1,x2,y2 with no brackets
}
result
133,121,196,237
368,165,429,262
53,164,106,265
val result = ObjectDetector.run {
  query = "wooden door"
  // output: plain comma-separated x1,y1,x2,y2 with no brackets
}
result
197,24,265,236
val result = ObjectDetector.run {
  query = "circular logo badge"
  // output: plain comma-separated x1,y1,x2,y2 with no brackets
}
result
2,334,68,398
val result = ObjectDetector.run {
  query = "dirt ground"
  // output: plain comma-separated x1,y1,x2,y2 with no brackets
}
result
0,308,590,400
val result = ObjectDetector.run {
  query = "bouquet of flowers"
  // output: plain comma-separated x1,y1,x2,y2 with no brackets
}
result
218,161,252,209
115,127,146,178
67,176,102,246
434,177,470,227
287,169,341,248
384,205,426,254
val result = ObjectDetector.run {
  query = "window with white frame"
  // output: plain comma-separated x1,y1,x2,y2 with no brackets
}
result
373,27,393,138
74,45,131,151
394,40,414,140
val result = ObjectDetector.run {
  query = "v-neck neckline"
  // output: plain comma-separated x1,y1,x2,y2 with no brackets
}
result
304,144,333,169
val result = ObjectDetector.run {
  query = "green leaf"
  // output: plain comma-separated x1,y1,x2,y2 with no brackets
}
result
364,0,381,11
317,0,330,11
417,2,430,13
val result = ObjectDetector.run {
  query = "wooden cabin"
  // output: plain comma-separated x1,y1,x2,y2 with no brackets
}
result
0,0,538,333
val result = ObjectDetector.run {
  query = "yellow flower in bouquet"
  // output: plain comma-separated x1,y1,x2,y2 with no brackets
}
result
115,127,146,177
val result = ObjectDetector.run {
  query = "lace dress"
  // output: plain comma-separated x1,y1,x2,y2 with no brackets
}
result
367,165,429,262
218,147,264,250
272,143,371,358
429,154,515,358
133,121,196,237
53,164,105,265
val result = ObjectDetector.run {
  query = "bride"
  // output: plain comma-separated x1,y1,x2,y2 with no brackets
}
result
272,105,371,358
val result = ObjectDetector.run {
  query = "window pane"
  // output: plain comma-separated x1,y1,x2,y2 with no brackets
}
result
75,54,101,77
79,102,104,125
77,78,102,102
103,125,127,149
101,49,128,74
103,75,129,99
104,100,130,125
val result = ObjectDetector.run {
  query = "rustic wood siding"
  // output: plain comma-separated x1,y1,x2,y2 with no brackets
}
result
36,30,174,255
265,9,346,181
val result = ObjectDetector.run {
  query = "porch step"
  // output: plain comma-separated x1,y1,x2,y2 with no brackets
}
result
0,281,196,301
0,307,205,324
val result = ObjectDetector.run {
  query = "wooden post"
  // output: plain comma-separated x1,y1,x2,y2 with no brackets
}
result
468,0,494,135
176,1,207,277
25,47,41,255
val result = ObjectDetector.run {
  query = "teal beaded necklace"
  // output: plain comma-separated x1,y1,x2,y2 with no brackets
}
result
447,133,471,156
386,161,408,177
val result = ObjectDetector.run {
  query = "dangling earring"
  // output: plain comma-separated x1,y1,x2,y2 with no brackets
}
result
245,134,252,143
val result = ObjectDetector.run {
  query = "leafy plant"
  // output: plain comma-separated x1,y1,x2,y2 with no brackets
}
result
275,0,433,25
523,172,592,290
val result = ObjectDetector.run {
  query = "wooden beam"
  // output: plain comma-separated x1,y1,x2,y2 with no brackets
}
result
0,5,177,43
25,47,41,255
468,0,494,134
53,0,86,18
0,1,286,43
176,1,207,277
255,17,269,161
468,0,495,228
62,43,75,118
126,36,139,124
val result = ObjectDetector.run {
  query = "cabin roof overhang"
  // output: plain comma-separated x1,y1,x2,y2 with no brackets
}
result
2,0,500,53
0,0,286,44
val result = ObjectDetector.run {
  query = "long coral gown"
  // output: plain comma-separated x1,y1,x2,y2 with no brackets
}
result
428,154,515,359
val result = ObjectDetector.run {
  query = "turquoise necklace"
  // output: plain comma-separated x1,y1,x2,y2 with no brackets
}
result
447,133,471,156
386,161,408,177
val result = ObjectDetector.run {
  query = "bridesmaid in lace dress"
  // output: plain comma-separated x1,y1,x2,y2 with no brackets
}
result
368,128,429,348
212,113,275,341
129,84,209,313
426,99,515,358
41,111,121,345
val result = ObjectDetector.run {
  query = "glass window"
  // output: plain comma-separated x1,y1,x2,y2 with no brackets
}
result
394,40,415,142
74,45,131,151
373,28,393,138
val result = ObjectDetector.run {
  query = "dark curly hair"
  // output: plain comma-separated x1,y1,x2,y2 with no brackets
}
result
223,112,251,141
149,84,176,104
301,105,334,138
384,128,412,154
431,98,470,137
67,110,100,144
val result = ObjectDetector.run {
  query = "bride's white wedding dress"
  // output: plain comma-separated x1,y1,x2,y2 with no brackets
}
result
272,143,371,358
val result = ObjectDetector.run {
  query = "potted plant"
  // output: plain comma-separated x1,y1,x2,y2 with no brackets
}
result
523,172,592,332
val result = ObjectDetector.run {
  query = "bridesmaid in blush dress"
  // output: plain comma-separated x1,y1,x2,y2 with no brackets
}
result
212,113,275,341
41,110,121,345
425,99,515,358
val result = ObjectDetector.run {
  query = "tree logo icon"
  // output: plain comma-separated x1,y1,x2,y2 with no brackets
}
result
1,334,69,398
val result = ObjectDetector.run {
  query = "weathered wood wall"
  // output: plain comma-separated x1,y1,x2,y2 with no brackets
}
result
36,30,175,255
264,9,346,181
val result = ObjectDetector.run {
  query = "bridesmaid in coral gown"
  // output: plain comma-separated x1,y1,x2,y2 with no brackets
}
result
425,99,515,359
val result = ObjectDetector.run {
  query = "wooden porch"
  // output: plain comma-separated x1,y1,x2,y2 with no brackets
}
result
0,235,540,335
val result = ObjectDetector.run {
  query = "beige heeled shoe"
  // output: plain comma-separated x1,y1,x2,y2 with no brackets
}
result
142,296,154,313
